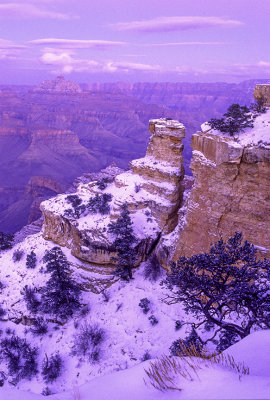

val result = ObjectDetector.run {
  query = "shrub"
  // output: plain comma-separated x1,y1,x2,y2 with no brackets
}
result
65,195,85,219
87,193,112,215
26,251,37,269
139,298,151,314
164,232,270,343
41,353,62,383
102,291,110,302
72,322,105,362
175,320,182,331
134,184,141,193
0,335,38,382
42,387,53,396
208,103,254,136
108,203,137,280
0,232,14,251
216,330,240,352
143,254,162,282
12,249,24,262
23,286,40,314
0,306,6,318
148,315,158,326
170,328,203,356
142,351,151,361
41,247,82,320
30,317,48,336
97,177,110,190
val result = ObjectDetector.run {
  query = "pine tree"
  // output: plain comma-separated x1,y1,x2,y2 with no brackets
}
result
40,247,82,320
108,203,137,280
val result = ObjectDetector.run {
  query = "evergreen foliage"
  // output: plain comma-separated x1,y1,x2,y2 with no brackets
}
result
23,285,40,314
65,195,85,219
0,232,14,251
97,177,110,190
41,353,62,383
87,193,112,215
143,254,162,281
108,203,137,280
148,315,159,326
30,317,48,336
26,251,37,269
164,232,270,343
209,103,255,136
139,298,151,314
41,247,82,320
72,322,105,363
170,328,203,356
12,249,24,262
0,335,38,382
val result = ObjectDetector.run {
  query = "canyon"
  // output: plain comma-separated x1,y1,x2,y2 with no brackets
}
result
0,77,268,233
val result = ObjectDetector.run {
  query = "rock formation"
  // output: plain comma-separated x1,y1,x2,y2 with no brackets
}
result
33,75,82,93
162,97,270,263
254,84,270,106
41,118,185,267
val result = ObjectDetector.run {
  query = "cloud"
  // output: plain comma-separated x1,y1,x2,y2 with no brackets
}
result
112,16,243,33
39,51,100,74
0,38,26,49
105,61,163,73
146,41,226,47
0,3,73,19
29,38,127,49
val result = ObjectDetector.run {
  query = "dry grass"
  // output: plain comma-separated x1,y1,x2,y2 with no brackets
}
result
144,341,249,392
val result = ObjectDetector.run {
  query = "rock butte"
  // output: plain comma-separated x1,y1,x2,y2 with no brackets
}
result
40,86,270,273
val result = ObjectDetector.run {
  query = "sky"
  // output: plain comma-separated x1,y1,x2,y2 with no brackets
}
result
0,0,270,84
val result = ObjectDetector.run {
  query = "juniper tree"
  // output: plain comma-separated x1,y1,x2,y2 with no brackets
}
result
164,232,270,343
41,247,82,320
108,203,137,280
0,232,14,251
26,251,37,269
209,103,254,136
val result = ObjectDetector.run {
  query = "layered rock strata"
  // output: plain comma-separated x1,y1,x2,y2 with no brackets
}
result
254,84,270,106
41,118,185,266
164,109,270,262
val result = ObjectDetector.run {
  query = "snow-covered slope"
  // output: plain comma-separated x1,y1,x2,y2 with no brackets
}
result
1,330,270,400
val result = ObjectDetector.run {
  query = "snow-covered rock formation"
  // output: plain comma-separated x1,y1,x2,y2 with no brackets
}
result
163,88,270,262
41,118,185,267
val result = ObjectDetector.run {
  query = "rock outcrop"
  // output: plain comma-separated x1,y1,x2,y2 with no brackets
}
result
162,105,270,263
33,75,82,93
254,84,270,106
41,118,185,267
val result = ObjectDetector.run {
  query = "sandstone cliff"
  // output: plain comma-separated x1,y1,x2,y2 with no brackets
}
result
160,89,270,263
41,118,185,267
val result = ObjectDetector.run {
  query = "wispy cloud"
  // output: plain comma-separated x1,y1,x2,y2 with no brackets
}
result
112,16,243,33
104,61,163,73
0,38,26,49
146,41,226,47
29,38,127,49
0,3,73,19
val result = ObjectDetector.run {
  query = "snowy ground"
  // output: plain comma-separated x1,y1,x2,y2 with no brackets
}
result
0,234,190,396
1,330,270,399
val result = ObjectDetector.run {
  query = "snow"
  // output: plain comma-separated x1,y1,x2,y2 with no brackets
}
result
201,108,270,147
1,330,270,399
131,156,182,176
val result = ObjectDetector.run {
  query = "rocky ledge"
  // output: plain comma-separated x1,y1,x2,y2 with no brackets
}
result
41,118,185,267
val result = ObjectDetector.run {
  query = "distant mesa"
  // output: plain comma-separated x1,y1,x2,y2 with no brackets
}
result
33,75,82,94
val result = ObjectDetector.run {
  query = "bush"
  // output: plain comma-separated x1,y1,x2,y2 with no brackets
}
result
87,193,112,215
97,177,110,190
164,232,270,342
12,249,24,262
30,317,48,336
41,247,82,320
170,328,203,356
216,330,240,352
175,320,182,331
209,103,254,136
23,286,40,314
108,203,137,280
41,353,62,383
26,251,37,269
0,335,38,382
141,351,151,361
0,306,6,318
72,322,105,362
143,254,162,282
42,387,53,396
139,298,151,314
0,232,14,251
65,195,85,219
148,315,158,326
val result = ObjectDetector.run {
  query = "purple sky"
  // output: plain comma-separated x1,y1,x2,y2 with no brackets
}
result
0,0,270,84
